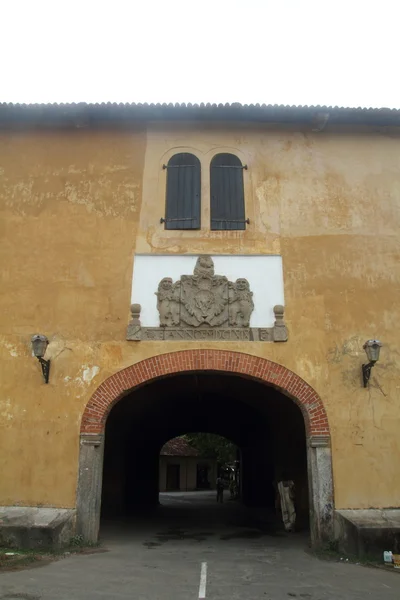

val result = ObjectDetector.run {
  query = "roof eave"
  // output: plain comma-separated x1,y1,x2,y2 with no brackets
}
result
1,102,399,128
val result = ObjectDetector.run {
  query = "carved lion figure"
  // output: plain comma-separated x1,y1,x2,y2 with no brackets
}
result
228,278,254,327
155,278,180,326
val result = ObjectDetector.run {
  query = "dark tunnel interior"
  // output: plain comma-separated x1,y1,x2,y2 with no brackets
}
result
100,372,309,529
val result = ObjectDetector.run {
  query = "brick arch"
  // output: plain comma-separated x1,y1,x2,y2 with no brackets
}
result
81,350,329,438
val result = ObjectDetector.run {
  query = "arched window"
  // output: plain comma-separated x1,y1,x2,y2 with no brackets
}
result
163,153,201,230
210,153,247,230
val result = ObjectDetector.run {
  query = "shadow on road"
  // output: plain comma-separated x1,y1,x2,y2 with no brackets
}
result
100,490,307,549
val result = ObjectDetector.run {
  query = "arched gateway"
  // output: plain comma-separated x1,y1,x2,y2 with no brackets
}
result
77,350,333,545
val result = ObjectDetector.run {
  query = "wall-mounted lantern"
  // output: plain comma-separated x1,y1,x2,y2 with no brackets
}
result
362,340,382,387
31,334,50,384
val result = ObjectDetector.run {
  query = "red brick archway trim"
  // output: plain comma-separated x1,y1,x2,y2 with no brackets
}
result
80,350,329,437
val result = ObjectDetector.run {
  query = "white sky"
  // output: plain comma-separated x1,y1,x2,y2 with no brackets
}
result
1,0,398,108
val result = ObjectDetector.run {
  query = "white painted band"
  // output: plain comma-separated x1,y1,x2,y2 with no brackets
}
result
199,561,207,599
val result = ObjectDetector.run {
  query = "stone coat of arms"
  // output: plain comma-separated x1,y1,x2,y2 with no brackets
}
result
155,256,254,328
127,255,288,342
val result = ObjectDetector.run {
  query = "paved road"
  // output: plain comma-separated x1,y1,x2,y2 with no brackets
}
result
0,491,398,599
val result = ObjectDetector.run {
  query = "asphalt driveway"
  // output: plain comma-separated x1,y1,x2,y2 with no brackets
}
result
0,492,398,599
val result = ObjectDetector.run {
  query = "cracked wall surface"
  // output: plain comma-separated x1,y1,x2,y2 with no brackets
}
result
0,123,399,510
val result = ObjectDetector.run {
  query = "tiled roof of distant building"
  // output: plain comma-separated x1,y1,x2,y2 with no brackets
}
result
160,437,199,457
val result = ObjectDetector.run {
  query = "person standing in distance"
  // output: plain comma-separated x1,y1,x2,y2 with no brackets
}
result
216,475,224,503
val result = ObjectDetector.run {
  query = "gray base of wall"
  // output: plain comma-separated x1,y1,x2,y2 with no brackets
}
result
0,507,76,550
334,509,400,559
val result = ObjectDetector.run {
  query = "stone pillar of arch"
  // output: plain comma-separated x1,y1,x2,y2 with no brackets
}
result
77,350,333,545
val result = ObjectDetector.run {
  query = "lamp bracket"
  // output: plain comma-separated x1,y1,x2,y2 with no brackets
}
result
38,357,51,384
362,361,374,388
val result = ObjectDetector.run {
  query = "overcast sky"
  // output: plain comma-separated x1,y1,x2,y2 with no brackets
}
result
1,0,398,108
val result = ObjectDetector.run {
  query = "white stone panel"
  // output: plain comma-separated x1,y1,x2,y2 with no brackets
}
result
131,255,284,328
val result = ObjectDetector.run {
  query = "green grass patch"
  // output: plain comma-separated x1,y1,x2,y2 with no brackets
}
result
0,540,105,572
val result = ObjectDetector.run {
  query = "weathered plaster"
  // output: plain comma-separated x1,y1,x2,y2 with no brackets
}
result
0,123,399,515
136,123,281,255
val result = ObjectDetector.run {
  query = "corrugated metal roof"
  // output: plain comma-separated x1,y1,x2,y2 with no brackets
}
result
0,102,399,127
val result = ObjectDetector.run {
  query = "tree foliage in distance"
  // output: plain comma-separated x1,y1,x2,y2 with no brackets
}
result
184,433,236,465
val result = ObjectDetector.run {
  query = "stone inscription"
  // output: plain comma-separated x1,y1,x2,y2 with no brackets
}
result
163,328,251,341
141,327,261,341
127,326,277,342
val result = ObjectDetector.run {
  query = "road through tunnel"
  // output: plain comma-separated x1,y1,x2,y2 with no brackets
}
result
100,372,309,533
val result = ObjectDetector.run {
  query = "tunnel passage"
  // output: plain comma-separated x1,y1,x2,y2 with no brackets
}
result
100,372,309,529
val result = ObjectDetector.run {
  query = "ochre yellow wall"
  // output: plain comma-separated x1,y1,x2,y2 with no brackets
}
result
0,123,399,510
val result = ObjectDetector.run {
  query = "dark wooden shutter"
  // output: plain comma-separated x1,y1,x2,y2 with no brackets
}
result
164,153,201,230
210,153,246,230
